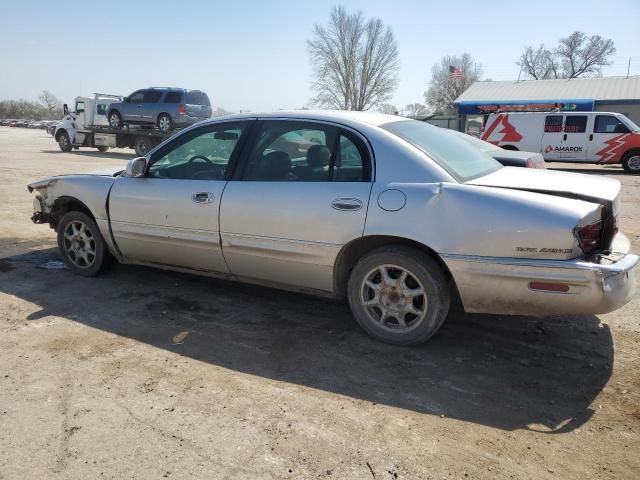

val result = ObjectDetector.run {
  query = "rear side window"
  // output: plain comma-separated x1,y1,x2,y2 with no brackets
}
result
544,115,563,133
564,116,587,133
334,133,368,182
143,90,162,103
163,91,182,103
594,115,628,134
186,91,211,106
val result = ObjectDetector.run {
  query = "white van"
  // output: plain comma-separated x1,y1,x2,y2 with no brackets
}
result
481,111,640,173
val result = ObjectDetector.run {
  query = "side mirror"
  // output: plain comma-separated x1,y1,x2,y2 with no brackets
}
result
63,104,69,115
125,157,147,177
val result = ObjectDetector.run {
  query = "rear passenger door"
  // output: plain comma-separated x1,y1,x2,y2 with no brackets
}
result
560,115,588,161
219,120,373,292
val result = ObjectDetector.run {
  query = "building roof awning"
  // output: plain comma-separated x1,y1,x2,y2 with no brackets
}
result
457,99,595,115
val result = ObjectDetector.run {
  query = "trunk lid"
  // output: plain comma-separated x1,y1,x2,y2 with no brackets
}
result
469,167,621,251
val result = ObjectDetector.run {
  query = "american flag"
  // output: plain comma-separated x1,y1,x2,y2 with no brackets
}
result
449,66,464,79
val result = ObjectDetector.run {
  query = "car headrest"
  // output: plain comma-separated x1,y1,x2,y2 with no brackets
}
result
306,144,331,168
262,151,292,179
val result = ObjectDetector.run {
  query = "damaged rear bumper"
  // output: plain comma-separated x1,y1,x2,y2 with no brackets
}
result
442,232,638,316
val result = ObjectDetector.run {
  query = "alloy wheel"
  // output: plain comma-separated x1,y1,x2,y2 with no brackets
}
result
360,264,428,332
63,220,96,268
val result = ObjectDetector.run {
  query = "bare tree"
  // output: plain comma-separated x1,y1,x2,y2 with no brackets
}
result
518,32,615,79
212,107,232,117
307,6,399,111
38,90,61,114
424,54,482,114
405,103,429,117
377,103,398,115
518,45,559,80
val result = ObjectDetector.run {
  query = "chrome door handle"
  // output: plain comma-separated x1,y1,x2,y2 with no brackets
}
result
191,192,214,204
331,198,362,211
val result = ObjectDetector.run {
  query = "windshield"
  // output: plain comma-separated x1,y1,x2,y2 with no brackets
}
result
621,115,640,132
382,120,502,182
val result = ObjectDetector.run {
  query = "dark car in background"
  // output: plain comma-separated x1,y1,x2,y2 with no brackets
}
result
106,87,212,133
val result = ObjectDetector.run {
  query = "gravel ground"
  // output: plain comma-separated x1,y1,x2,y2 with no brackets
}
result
0,127,638,480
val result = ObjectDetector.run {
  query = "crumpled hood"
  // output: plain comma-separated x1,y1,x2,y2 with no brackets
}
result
27,166,124,191
469,166,621,203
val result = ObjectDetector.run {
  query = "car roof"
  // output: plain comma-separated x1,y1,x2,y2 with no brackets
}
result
206,110,411,128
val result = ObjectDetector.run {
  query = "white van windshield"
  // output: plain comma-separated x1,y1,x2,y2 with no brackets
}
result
382,120,502,182
621,115,640,132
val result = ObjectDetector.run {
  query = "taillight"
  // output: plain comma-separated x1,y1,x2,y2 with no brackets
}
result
526,158,546,169
576,222,602,254
178,104,187,114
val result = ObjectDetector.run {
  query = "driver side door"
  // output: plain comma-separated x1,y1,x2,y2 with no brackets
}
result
108,121,252,272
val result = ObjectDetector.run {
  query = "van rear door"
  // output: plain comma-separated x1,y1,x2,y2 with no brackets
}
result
185,91,212,120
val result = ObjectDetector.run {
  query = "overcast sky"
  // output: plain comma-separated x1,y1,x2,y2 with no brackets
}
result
1,0,638,111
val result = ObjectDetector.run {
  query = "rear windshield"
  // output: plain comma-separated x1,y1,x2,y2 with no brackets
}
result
382,120,502,182
185,91,210,106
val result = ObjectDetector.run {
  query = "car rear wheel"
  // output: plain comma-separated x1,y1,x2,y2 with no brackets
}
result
347,246,450,345
134,136,154,157
622,151,640,174
157,113,173,133
108,111,122,129
96,146,109,152
58,131,72,152
56,211,108,277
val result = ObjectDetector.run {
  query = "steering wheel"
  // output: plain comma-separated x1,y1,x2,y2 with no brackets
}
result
187,155,224,179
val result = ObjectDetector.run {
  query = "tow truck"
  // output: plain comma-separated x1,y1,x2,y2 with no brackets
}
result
54,94,178,156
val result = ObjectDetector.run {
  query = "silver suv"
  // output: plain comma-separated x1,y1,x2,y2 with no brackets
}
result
106,88,212,132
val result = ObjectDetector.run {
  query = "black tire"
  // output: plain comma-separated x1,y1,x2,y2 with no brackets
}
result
157,113,173,133
622,151,640,174
96,146,109,152
347,246,450,345
134,136,154,157
58,131,72,152
56,211,108,277
108,110,123,129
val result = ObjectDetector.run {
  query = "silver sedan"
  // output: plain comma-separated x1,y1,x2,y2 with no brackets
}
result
28,111,638,345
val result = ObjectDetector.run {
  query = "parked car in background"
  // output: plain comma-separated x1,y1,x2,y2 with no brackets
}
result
27,111,637,345
481,111,640,173
106,87,212,133
447,129,546,169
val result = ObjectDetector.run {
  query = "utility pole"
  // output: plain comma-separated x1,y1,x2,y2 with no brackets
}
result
627,57,631,78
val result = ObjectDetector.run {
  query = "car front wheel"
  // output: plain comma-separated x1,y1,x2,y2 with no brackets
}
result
57,211,108,277
58,131,72,152
347,246,450,345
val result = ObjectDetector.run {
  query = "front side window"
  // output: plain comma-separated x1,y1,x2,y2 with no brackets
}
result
148,123,247,180
143,90,162,103
96,104,107,115
544,115,563,133
382,119,501,182
594,115,629,134
129,91,144,103
75,102,85,113
564,116,587,133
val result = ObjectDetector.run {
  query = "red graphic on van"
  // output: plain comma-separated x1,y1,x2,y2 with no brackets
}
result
595,133,633,163
544,145,554,154
481,114,523,144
